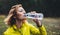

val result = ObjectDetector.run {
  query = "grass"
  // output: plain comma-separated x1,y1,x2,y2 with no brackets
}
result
0,15,60,35
0,15,7,35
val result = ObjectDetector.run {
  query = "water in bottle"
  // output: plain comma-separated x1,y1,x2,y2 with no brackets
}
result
24,13,43,20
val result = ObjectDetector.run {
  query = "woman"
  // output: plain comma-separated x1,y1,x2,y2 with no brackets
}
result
3,4,47,35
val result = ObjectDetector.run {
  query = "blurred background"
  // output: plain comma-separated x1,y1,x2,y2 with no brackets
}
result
0,0,60,35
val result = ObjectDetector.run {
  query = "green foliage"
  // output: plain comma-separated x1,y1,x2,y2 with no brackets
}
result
0,0,60,17
0,15,7,35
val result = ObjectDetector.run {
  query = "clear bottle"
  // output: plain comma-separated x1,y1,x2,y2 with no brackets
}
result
24,13,43,20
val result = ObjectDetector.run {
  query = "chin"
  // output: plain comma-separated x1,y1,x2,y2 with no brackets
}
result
23,18,27,20
18,18,27,21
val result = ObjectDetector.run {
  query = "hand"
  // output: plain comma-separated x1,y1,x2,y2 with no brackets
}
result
33,19,42,27
30,11,42,27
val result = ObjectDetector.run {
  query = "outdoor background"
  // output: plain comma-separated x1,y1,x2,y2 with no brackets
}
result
0,0,60,35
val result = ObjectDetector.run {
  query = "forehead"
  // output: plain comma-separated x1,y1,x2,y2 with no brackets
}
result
17,7,24,11
15,5,23,9
18,7,23,9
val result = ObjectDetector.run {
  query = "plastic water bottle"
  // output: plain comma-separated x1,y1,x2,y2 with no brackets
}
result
24,13,43,20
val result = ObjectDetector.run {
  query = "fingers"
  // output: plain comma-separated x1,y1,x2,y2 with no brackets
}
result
30,11,36,14
32,19,38,22
9,8,15,15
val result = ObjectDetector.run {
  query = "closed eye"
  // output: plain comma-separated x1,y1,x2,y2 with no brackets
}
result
19,9,23,12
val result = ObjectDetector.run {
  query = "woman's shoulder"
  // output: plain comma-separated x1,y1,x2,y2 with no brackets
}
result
3,26,15,34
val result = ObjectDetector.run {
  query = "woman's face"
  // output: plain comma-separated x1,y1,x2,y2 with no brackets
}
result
16,6,26,20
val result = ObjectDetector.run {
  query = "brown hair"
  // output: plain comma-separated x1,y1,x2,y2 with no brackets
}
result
4,4,22,26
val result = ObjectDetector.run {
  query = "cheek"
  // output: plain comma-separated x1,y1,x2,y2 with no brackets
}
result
17,12,23,15
17,13,24,18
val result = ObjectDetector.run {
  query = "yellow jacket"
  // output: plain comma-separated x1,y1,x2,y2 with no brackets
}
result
3,21,47,35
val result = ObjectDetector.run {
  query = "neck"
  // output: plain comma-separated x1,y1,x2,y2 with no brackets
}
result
15,19,26,29
16,19,23,29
